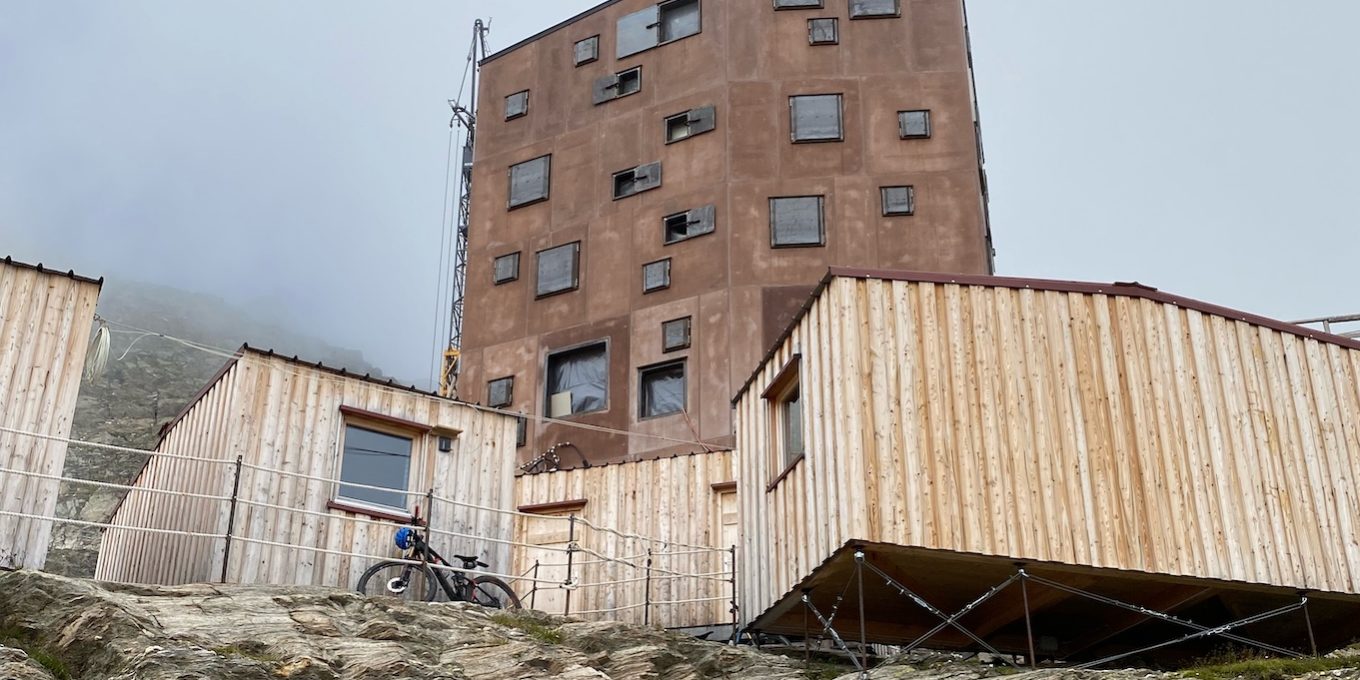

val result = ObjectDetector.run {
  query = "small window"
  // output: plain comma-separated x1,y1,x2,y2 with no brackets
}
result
546,342,608,417
488,376,514,408
574,35,599,66
663,205,715,244
593,67,642,105
639,360,686,419
617,0,701,58
536,242,580,297
849,0,899,18
642,258,671,293
898,110,931,139
881,186,915,216
338,425,413,511
780,385,804,465
504,90,529,120
770,196,825,247
508,155,551,209
664,105,717,143
789,94,843,142
774,0,823,7
516,416,527,447
808,18,838,44
612,162,662,200
662,317,692,352
493,252,520,284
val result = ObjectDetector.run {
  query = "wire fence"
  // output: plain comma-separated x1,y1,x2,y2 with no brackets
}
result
0,425,738,633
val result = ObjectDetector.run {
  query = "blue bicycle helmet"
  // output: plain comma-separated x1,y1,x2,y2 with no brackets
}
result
394,526,415,550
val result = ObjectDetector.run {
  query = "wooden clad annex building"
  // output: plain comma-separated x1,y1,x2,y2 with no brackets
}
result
96,347,519,588
734,269,1360,660
0,257,102,571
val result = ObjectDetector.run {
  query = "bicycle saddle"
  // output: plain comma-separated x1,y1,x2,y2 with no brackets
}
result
454,554,489,568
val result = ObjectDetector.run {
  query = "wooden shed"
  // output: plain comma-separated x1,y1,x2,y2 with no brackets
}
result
511,450,738,632
0,257,102,570
95,346,519,590
734,269,1360,660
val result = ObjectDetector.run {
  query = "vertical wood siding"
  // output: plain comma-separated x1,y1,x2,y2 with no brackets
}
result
512,451,736,628
737,277,1360,626
0,263,100,570
96,352,518,588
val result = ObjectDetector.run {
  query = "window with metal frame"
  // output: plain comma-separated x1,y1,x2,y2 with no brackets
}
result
770,196,825,247
612,162,662,200
808,18,838,44
774,0,822,8
664,105,716,143
493,252,520,284
592,67,642,105
789,94,843,142
337,424,413,511
504,90,529,120
535,242,580,297
662,317,692,352
642,258,671,293
508,155,550,209
663,205,715,244
898,110,931,139
573,35,599,65
487,376,514,408
849,0,898,18
881,186,915,216
617,0,701,59
546,342,608,417
639,360,686,419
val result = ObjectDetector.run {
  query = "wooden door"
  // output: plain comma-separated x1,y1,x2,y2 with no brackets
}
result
714,489,738,623
521,513,572,614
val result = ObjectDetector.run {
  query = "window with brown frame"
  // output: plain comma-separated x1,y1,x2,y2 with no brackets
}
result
763,356,804,485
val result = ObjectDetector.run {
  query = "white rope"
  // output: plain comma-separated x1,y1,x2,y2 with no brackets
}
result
0,465,232,503
573,602,649,615
570,595,729,616
0,509,225,539
576,547,732,583
0,424,229,465
576,516,728,552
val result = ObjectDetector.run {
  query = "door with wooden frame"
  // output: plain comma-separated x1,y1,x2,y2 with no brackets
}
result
714,487,738,623
520,512,573,614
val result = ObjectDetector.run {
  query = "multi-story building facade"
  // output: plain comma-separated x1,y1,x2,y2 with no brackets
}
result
459,0,994,466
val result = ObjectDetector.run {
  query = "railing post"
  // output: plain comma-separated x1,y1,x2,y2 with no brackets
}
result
564,514,577,617
855,547,868,674
1301,593,1318,657
220,455,243,584
530,560,540,610
643,548,653,626
1019,566,1037,668
729,544,739,645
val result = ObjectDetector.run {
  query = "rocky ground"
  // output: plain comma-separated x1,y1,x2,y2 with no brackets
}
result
4,570,1359,680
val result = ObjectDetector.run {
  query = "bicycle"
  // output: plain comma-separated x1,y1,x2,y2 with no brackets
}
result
355,508,521,609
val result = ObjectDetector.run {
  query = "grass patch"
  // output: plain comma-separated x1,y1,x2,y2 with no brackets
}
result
1181,655,1356,680
489,613,564,645
1,625,71,679
803,660,855,679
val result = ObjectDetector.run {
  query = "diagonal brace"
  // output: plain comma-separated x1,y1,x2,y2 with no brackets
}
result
802,591,865,673
1072,599,1305,670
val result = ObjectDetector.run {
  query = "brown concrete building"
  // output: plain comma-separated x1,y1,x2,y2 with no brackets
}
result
458,0,994,465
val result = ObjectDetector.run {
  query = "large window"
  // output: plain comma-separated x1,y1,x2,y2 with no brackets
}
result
338,425,413,511
536,242,580,297
808,18,839,45
639,360,686,419
546,342,609,417
770,196,825,247
504,90,529,120
789,94,843,142
508,155,551,209
849,0,899,18
617,0,701,59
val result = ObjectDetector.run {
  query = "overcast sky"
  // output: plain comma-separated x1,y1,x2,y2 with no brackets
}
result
2,1,1356,387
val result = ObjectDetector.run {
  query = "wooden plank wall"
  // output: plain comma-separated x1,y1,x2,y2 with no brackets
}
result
0,263,100,570
512,451,736,628
95,351,519,589
737,276,1360,626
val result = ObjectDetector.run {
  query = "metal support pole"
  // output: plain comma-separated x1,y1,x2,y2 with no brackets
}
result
644,549,653,626
1019,567,1037,668
729,544,739,645
564,514,577,617
219,455,243,584
855,548,869,671
803,589,811,664
530,560,540,610
1301,594,1318,657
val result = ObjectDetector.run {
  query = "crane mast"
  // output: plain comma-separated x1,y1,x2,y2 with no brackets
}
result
440,19,489,398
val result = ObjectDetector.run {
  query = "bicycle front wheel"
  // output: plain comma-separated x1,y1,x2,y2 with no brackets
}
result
468,575,522,609
356,561,438,602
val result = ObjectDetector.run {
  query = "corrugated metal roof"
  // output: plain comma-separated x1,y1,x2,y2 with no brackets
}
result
2,255,103,287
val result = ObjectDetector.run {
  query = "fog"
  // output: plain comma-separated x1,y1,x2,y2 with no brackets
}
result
2,1,1356,388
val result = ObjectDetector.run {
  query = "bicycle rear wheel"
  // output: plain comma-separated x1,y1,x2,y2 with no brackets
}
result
468,575,522,609
356,561,438,602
